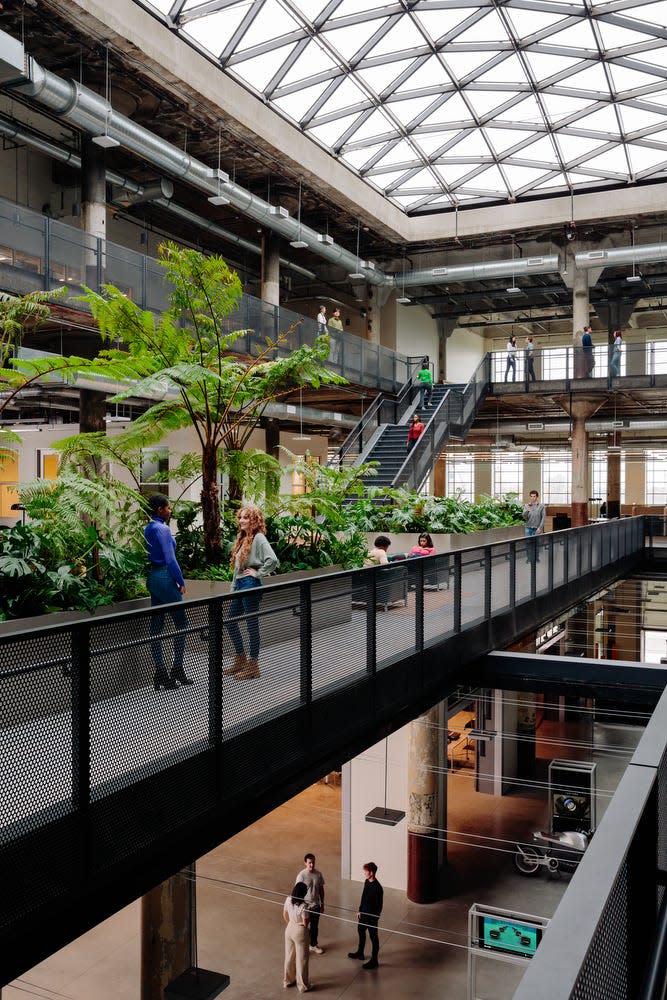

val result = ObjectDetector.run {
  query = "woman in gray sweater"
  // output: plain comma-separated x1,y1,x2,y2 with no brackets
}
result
224,506,279,679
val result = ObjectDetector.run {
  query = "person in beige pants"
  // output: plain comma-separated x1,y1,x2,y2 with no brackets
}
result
283,883,312,993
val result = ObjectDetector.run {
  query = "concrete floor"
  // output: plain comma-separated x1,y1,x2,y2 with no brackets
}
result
5,708,642,1000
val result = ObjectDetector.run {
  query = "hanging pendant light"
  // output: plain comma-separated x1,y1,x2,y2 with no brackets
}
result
92,44,120,148
293,385,311,441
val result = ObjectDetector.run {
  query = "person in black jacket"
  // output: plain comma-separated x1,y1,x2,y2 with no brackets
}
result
348,861,384,970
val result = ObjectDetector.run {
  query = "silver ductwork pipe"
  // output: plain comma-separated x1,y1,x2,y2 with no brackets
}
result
0,113,314,278
576,244,667,269
0,30,564,289
473,418,667,434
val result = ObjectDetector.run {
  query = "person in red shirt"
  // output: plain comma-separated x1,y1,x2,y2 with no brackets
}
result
406,413,424,453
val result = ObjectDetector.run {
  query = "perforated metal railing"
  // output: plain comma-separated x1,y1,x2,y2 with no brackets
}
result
513,688,667,1000
0,517,645,985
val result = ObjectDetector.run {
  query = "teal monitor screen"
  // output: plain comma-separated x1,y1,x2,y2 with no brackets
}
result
478,916,541,958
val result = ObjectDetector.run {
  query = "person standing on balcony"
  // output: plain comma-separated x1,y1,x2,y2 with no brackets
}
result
224,506,279,680
327,307,343,365
328,307,343,333
504,335,517,381
524,490,545,564
406,413,425,453
316,304,327,333
417,360,433,408
144,494,192,691
525,336,536,382
610,330,623,376
581,325,595,377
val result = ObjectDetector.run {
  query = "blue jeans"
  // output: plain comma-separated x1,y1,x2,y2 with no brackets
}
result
525,526,539,563
227,576,263,660
147,567,187,675
418,383,432,407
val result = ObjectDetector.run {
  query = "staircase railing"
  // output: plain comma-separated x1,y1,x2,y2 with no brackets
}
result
392,353,492,489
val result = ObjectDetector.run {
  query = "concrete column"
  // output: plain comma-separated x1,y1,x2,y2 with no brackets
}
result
436,318,456,381
81,137,107,287
141,868,194,1000
572,261,589,378
556,395,605,527
626,452,645,507
607,431,621,519
474,455,492,500
407,705,444,902
260,232,280,306
366,286,379,345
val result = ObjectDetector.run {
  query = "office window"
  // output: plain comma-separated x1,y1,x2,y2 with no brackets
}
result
541,453,571,504
647,341,667,376
646,451,667,504
492,453,523,498
140,447,169,496
446,454,474,501
591,451,625,503
540,348,568,380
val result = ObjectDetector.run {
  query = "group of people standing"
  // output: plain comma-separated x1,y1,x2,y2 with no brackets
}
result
283,856,384,993
505,327,624,381
144,497,278,690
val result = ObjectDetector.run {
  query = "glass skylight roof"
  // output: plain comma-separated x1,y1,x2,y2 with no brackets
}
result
144,0,667,213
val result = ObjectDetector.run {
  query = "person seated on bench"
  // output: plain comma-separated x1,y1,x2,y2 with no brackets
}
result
408,532,436,557
366,535,391,566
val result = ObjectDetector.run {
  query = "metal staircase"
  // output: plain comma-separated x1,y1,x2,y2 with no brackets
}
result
331,355,492,491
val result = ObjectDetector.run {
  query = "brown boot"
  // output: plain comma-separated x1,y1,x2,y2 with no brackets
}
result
235,658,260,679
223,654,247,676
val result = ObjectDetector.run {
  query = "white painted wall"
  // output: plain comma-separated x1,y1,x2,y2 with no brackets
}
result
396,303,438,366
446,327,485,384
344,727,409,891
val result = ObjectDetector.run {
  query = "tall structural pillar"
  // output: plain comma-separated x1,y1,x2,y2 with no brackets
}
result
81,137,107,270
407,704,445,902
141,868,194,1000
557,395,605,527
260,232,281,306
607,431,622,519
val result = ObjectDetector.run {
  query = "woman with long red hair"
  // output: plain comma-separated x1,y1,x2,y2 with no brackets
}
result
224,506,278,679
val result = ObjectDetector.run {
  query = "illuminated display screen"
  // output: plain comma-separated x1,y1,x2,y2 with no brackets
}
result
478,916,542,959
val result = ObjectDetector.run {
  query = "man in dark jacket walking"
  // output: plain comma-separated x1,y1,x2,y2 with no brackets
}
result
348,862,384,970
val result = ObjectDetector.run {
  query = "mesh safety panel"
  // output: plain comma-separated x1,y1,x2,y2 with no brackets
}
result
311,574,367,695
552,536,566,589
375,562,416,669
460,550,485,628
570,861,629,1000
423,554,455,648
490,545,512,615
514,540,533,605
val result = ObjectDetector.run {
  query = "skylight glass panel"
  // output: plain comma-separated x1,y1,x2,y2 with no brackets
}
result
524,51,584,82
643,88,667,107
534,172,570,189
373,138,419,167
496,94,545,127
461,164,508,193
466,90,521,118
620,104,667,134
475,53,529,85
352,108,396,142
324,20,386,61
293,0,330,21
273,82,330,122
485,128,534,154
413,132,453,157
629,142,667,173
596,19,656,50
235,0,300,51
367,14,427,58
632,45,667,69
569,170,608,186
504,164,551,190
583,146,630,174
453,9,509,44
334,0,393,17
540,93,595,124
434,162,481,186
144,0,172,16
556,133,607,161
445,130,490,158
402,166,442,190
610,63,665,92
309,111,362,146
419,92,475,127
513,134,558,164
534,21,597,50
574,105,622,136
340,142,387,169
394,56,452,93
182,8,247,53
629,2,667,25
506,8,569,38
412,8,482,43
375,170,414,190
559,63,611,95
388,95,439,127
443,51,503,81
317,77,370,117
279,40,338,87
230,45,298,92
356,59,416,94
391,193,435,209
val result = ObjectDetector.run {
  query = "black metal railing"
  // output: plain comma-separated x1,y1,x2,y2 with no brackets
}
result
491,341,667,389
0,517,646,985
0,196,409,394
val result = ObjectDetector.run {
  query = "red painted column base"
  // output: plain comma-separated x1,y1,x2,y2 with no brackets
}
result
571,502,588,527
407,830,439,903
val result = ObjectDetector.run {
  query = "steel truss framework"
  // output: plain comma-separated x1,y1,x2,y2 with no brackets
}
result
140,0,667,214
